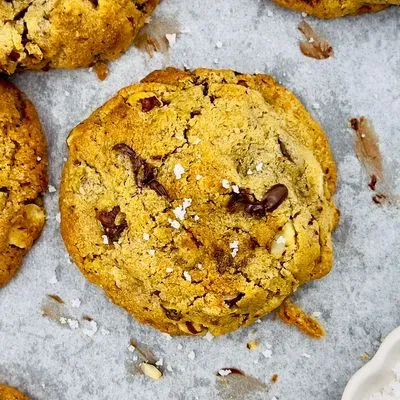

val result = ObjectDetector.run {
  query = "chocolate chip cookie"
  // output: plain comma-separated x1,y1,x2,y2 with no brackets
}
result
0,80,47,287
273,0,399,18
60,68,339,336
0,385,30,400
0,0,159,74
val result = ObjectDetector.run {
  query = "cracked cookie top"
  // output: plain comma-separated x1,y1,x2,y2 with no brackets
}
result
0,385,30,400
273,0,399,18
60,68,338,336
0,0,159,74
0,80,47,287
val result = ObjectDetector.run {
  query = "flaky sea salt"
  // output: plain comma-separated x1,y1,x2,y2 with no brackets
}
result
232,185,240,194
367,361,400,400
203,332,214,342
148,249,156,256
218,369,232,376
168,218,181,229
173,198,192,221
174,164,185,179
183,271,192,282
143,233,150,241
230,241,239,258
221,179,230,189
82,320,98,337
256,162,263,172
48,185,57,193
165,33,176,47
196,175,203,181
71,298,81,308
166,267,174,273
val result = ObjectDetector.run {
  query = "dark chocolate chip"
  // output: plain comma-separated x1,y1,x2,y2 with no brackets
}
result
163,307,182,321
261,184,288,212
96,206,128,243
350,118,360,131
139,96,162,112
244,203,265,217
190,110,201,117
186,321,202,334
237,80,249,87
113,143,169,198
224,293,244,308
9,50,20,62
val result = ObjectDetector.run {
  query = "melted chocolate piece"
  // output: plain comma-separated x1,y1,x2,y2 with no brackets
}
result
162,307,182,321
224,293,244,308
113,143,169,198
261,184,289,212
139,96,162,112
96,206,128,243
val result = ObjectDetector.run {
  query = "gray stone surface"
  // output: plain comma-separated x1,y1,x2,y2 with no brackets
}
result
1,1,399,399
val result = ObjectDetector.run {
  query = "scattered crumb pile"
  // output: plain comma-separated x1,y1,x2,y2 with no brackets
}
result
366,361,400,400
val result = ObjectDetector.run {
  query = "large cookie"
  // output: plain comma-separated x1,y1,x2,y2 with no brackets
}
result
0,0,159,74
0,385,30,400
0,80,47,287
273,0,399,18
60,68,339,336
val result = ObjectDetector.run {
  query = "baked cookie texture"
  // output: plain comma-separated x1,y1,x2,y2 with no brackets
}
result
273,0,399,18
0,384,30,400
0,0,159,74
0,80,47,287
60,68,339,336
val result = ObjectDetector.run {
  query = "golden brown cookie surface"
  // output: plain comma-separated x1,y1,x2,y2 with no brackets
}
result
60,68,338,336
0,384,30,400
0,80,47,287
273,0,399,18
0,0,159,74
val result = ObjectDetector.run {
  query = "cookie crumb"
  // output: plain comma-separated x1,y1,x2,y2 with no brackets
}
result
271,373,279,383
247,340,259,350
173,163,185,179
301,12,308,17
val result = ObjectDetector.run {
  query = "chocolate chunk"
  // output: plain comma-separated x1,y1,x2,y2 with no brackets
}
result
113,143,169,198
261,184,288,212
186,321,202,334
162,307,182,321
227,191,253,213
237,80,249,87
96,206,128,243
244,203,265,217
224,293,244,308
190,110,201,117
139,96,162,112
9,50,20,62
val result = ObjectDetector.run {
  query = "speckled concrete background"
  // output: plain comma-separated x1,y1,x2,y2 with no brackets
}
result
1,1,399,399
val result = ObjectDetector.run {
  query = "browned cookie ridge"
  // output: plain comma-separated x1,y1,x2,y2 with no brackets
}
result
0,0,159,74
0,80,47,287
0,384,30,400
60,68,338,336
273,0,399,18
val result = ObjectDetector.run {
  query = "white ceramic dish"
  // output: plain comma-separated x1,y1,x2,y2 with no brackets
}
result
342,326,400,400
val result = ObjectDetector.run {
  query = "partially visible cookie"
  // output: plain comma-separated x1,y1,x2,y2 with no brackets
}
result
60,68,338,336
0,0,159,74
0,80,47,287
273,0,399,18
0,385,30,400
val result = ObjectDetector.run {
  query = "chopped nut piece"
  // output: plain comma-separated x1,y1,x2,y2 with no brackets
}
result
246,340,259,350
140,362,163,380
